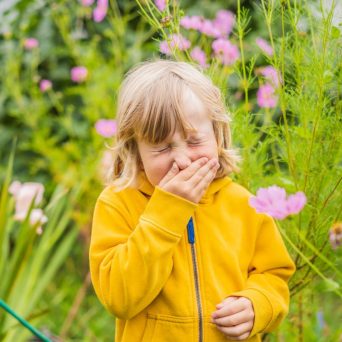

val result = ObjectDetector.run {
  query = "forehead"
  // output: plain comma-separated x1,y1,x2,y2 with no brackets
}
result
181,89,211,130
136,86,211,144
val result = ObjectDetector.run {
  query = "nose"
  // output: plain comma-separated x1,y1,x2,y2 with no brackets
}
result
173,148,192,170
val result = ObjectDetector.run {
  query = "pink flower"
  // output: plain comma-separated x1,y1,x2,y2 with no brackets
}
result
199,19,221,38
39,79,52,92
154,0,166,11
249,185,307,220
27,209,48,234
258,66,282,88
93,0,108,22
286,192,307,215
257,83,278,108
180,15,203,31
190,47,209,69
81,0,95,6
160,41,171,55
159,34,191,55
212,39,240,65
71,66,88,83
23,38,39,50
9,181,45,221
95,119,117,137
256,37,273,56
213,10,235,37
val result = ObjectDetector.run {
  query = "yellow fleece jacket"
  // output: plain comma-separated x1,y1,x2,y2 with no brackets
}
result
89,173,296,342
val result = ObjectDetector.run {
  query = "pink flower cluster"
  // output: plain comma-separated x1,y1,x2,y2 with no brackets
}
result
249,185,307,220
160,9,239,69
180,10,235,38
95,119,117,138
9,181,48,234
81,0,108,22
256,65,282,108
159,34,191,55
212,39,240,66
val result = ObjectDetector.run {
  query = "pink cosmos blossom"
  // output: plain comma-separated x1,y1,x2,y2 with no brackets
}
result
249,185,307,220
212,39,240,65
81,0,95,6
95,119,117,137
259,66,282,88
154,0,166,11
190,47,209,69
160,41,171,55
71,66,88,83
23,38,39,50
213,10,235,37
39,79,52,92
9,181,47,232
180,15,203,31
93,0,108,22
256,37,273,56
159,34,191,55
257,83,278,108
199,19,221,38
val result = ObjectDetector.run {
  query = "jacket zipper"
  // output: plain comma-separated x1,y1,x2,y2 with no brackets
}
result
187,217,203,342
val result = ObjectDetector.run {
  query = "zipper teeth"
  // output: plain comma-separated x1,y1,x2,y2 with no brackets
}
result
190,244,203,342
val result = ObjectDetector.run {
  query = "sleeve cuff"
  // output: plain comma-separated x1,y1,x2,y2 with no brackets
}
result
140,186,198,237
229,288,273,338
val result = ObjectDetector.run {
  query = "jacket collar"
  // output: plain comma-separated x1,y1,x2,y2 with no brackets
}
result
137,171,232,204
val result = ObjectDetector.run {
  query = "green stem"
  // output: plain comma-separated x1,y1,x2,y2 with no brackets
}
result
278,224,342,298
0,299,52,342
237,0,249,109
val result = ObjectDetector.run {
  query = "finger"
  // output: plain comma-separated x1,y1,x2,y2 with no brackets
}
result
215,321,253,339
158,162,179,187
216,296,239,309
212,297,248,319
212,308,254,327
189,158,219,190
178,157,209,180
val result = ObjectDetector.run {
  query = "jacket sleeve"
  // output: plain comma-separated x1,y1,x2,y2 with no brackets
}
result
229,213,296,338
89,186,197,320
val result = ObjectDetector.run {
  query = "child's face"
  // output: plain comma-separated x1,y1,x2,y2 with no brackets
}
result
137,90,219,186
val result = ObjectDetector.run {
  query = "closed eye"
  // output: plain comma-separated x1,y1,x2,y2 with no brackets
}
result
188,140,202,146
155,146,170,152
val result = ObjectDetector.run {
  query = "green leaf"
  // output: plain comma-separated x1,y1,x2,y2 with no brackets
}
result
331,26,340,39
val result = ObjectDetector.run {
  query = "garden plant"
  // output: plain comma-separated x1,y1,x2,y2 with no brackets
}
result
0,0,341,340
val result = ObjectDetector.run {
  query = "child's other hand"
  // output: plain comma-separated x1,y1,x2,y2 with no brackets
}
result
211,296,254,340
158,157,220,203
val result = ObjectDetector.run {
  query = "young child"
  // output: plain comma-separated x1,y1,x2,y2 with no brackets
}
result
89,59,296,342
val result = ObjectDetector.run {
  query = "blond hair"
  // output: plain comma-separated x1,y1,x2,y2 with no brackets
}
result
107,59,240,190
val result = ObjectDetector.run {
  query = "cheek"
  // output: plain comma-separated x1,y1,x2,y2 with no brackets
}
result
143,155,172,184
192,144,218,160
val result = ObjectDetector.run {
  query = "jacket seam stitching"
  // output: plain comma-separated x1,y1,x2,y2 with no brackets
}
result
140,216,182,238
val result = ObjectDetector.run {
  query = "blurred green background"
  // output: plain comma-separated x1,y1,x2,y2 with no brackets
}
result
0,0,341,341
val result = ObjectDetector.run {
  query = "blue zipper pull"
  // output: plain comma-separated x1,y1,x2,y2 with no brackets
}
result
187,217,195,244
